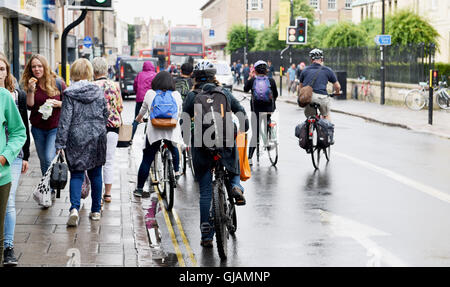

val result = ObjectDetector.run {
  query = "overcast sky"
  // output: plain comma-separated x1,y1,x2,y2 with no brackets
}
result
114,0,208,26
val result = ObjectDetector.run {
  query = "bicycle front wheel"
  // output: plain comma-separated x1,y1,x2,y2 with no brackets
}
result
310,125,321,170
213,180,228,260
405,90,426,110
437,90,450,110
325,145,331,162
163,151,175,211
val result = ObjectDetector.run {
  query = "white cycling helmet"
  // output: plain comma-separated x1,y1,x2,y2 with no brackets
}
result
193,60,216,79
309,48,324,60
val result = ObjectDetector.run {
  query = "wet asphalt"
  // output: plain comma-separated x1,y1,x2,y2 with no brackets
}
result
122,90,450,267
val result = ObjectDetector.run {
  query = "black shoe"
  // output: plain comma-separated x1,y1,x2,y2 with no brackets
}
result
231,186,246,206
200,240,213,248
3,247,18,266
133,188,143,197
142,191,151,198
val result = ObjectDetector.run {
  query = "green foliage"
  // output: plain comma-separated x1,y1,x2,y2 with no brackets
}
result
226,25,258,54
386,10,439,47
323,22,368,48
308,24,334,48
359,18,381,46
435,62,450,81
128,25,136,55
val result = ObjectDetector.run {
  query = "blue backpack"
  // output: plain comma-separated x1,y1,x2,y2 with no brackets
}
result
252,76,273,103
150,90,178,128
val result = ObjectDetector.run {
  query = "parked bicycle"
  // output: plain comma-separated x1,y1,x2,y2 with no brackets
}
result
358,76,375,103
405,81,450,110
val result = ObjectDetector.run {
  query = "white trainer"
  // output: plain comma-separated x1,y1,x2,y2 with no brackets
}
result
89,212,101,221
67,209,79,227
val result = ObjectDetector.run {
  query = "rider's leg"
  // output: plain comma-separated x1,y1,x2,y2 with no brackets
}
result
166,141,180,173
136,139,160,190
197,169,215,244
248,111,260,160
229,173,246,206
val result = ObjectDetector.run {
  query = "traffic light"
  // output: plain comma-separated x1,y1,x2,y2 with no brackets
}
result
81,0,112,8
431,70,439,88
286,18,308,45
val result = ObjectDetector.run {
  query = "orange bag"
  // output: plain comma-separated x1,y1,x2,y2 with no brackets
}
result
236,132,251,181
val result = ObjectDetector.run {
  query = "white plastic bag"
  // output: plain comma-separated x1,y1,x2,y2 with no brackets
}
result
32,155,59,208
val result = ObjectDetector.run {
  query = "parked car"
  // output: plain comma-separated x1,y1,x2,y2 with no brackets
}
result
118,57,158,99
214,61,233,91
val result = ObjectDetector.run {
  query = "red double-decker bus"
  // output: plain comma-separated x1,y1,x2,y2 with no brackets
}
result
165,26,205,67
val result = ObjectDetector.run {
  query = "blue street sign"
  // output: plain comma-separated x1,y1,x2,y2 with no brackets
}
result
375,35,391,46
83,36,93,48
209,29,215,38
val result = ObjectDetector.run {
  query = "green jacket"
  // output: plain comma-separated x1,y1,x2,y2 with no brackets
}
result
0,87,26,186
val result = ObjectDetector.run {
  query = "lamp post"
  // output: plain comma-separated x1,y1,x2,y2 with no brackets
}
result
245,0,249,65
380,0,386,105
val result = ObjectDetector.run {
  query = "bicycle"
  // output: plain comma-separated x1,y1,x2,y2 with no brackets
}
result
256,112,279,167
405,81,450,110
304,94,337,170
209,150,237,260
358,76,375,103
151,139,176,211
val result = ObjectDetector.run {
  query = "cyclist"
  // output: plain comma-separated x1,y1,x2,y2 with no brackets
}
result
244,60,278,165
299,48,340,122
174,62,193,101
182,60,249,248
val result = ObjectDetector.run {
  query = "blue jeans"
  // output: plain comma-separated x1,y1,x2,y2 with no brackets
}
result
3,157,22,248
197,170,244,241
137,139,180,189
69,166,103,213
31,127,57,176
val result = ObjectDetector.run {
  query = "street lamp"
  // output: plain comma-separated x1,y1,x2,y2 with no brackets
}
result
245,0,248,65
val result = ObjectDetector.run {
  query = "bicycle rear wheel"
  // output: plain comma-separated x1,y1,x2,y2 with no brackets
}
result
151,151,163,192
310,124,321,170
181,148,187,175
213,179,228,260
163,151,175,211
437,90,450,110
266,126,278,166
325,145,331,162
405,90,426,110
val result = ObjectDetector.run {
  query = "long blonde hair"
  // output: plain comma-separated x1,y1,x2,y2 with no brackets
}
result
21,54,60,97
0,53,16,92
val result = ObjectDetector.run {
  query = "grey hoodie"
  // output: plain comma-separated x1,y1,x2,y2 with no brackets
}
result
55,80,109,172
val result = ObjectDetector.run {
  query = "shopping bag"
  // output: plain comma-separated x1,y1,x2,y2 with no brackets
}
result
81,171,91,199
236,132,251,181
50,152,68,198
32,155,59,208
117,124,132,147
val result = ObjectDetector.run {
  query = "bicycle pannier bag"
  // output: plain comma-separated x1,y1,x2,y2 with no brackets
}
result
193,87,233,149
316,119,332,149
236,132,251,181
150,90,178,128
252,76,273,103
50,153,68,198
296,120,310,150
297,66,323,108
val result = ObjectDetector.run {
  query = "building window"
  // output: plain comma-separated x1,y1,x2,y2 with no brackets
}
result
310,0,319,9
328,0,336,10
431,0,437,10
249,0,263,10
345,0,352,9
248,18,264,30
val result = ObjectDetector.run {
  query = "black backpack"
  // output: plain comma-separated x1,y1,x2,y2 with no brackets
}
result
175,77,191,100
193,87,233,149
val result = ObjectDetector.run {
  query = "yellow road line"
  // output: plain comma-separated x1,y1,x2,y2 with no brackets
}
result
156,191,186,267
172,209,198,267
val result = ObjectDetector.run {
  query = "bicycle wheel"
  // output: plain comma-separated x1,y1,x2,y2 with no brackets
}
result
325,145,331,162
266,126,278,166
163,151,175,211
186,147,195,179
405,89,426,110
212,179,228,260
228,201,237,235
437,90,450,110
310,124,321,170
181,148,187,175
151,151,163,192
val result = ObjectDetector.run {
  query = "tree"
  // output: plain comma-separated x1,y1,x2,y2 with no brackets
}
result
226,25,258,54
359,18,381,46
323,22,368,48
386,10,439,47
309,23,334,48
128,24,136,56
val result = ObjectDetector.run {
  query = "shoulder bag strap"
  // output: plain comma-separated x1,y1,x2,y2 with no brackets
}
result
309,66,323,87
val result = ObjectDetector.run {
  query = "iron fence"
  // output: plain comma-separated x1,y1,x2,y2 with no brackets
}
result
230,44,435,84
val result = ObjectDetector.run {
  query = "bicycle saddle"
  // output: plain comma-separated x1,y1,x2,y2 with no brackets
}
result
309,103,321,109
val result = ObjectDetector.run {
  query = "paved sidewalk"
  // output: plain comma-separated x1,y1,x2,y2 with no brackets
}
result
10,146,155,267
234,84,450,140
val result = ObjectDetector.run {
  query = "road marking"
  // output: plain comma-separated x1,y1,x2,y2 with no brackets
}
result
156,191,186,267
334,151,450,204
318,209,409,267
172,209,198,267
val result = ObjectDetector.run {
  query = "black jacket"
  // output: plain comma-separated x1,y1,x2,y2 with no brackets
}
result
16,89,30,162
183,83,248,177
244,76,279,113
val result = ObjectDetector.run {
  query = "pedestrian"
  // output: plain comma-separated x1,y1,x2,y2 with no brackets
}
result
287,63,296,94
0,71,27,264
243,63,250,87
267,60,275,79
133,71,183,198
243,60,279,165
174,62,194,101
182,60,249,248
21,54,66,181
0,54,30,266
231,62,237,84
296,62,305,81
131,61,156,140
236,60,242,85
92,57,123,204
55,58,109,227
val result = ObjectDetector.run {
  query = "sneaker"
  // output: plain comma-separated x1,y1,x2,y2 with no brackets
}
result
231,186,246,206
175,171,182,181
3,247,18,266
248,158,253,166
142,191,151,198
200,240,213,248
67,209,79,227
51,191,56,201
89,212,101,221
133,188,143,197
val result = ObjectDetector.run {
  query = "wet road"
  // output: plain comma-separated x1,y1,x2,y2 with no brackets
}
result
122,91,450,267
